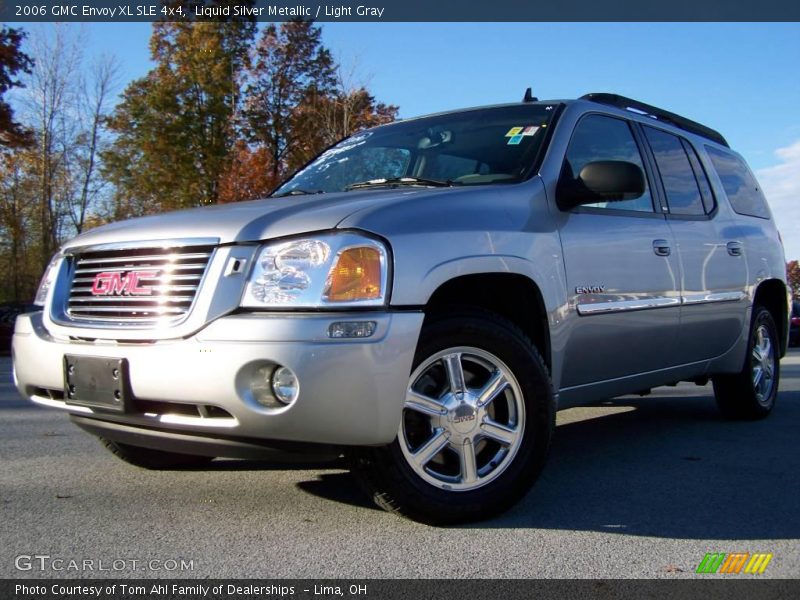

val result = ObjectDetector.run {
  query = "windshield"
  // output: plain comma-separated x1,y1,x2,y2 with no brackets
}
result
273,104,558,196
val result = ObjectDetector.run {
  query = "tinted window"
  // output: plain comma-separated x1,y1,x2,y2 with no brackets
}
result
563,114,653,212
706,146,770,219
683,140,716,214
643,126,705,216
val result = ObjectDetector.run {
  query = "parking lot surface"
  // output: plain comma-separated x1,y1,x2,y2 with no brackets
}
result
1,350,799,578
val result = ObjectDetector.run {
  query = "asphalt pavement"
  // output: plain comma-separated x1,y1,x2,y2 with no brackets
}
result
1,350,799,579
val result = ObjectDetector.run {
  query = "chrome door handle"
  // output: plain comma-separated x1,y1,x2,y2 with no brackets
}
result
652,239,671,257
726,241,743,257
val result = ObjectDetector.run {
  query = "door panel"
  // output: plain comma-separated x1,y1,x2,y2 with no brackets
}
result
559,213,681,387
668,218,748,361
556,114,681,388
641,126,748,361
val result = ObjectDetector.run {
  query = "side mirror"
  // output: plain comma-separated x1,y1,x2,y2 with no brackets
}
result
557,160,645,209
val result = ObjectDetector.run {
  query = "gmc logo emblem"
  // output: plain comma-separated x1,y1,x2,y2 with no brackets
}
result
91,271,158,296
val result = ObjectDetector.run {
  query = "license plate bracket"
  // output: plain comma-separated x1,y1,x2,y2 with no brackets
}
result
64,355,128,413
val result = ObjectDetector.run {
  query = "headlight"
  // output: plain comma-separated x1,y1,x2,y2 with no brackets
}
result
241,233,389,308
34,253,62,307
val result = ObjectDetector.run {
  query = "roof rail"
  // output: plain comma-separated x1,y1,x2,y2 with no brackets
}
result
580,93,729,148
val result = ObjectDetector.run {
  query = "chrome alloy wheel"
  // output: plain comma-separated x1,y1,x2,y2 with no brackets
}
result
399,346,525,492
751,324,776,404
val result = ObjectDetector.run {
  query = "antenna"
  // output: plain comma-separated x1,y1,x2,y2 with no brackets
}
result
523,87,538,103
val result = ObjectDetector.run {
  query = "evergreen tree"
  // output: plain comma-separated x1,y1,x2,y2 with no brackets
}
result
0,26,33,149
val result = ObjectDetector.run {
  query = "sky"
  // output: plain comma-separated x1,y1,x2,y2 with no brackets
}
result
16,22,800,260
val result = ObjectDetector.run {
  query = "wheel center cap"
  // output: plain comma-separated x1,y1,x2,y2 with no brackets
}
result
448,401,478,434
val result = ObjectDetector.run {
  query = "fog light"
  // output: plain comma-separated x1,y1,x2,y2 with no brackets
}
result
271,366,299,405
328,321,377,339
251,366,281,408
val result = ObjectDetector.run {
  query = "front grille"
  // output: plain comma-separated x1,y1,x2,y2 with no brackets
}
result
66,243,215,323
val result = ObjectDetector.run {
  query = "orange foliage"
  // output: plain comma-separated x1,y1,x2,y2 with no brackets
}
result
217,141,277,203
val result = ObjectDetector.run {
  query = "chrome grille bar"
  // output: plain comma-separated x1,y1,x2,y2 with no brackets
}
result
69,296,195,303
68,306,186,314
73,263,209,275
66,242,215,324
71,273,202,283
76,252,212,265
70,285,199,293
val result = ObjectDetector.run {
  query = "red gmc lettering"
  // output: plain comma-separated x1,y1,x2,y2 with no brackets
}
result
91,271,158,296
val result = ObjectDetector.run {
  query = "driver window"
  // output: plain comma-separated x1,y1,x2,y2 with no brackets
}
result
563,115,654,212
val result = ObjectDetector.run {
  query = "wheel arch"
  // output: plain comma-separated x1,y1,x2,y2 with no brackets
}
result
753,278,790,357
423,272,551,370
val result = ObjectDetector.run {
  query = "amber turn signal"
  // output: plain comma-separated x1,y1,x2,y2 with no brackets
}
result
324,247,383,302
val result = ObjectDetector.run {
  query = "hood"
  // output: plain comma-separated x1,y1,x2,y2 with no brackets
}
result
61,188,435,251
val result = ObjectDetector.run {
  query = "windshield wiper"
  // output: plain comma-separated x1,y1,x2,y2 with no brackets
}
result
345,177,458,191
271,189,324,198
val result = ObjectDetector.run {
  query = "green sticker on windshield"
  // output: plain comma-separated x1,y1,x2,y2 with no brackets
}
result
505,127,523,137
507,134,523,145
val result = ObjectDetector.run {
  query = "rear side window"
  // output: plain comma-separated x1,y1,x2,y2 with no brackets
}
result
643,126,706,216
706,146,771,219
683,140,716,214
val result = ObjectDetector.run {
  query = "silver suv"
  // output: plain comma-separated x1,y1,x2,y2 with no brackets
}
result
13,93,791,524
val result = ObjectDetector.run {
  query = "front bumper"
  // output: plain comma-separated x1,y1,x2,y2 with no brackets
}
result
12,310,424,449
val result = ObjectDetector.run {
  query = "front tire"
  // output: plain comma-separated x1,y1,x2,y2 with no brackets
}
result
713,305,780,420
352,310,555,525
101,438,215,470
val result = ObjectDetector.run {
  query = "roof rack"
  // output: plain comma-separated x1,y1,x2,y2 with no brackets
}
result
580,93,729,148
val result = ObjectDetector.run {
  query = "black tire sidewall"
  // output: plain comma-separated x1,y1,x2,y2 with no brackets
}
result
714,305,780,419
747,307,780,411
371,312,555,522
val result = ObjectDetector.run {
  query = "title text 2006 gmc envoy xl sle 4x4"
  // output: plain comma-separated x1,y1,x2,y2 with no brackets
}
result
13,93,790,524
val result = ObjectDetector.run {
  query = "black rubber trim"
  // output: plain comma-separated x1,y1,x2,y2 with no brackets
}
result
70,415,345,459
581,93,729,147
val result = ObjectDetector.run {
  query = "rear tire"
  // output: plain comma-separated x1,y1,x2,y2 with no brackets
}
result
351,310,555,525
101,438,214,470
713,305,779,420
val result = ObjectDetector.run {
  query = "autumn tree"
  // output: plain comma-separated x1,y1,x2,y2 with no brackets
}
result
217,140,274,203
0,26,35,299
0,26,33,149
0,25,120,300
104,19,398,208
104,16,255,215
24,25,85,269
241,20,336,189
291,78,398,169
68,55,119,234
788,260,800,298
315,60,398,144
0,150,39,301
